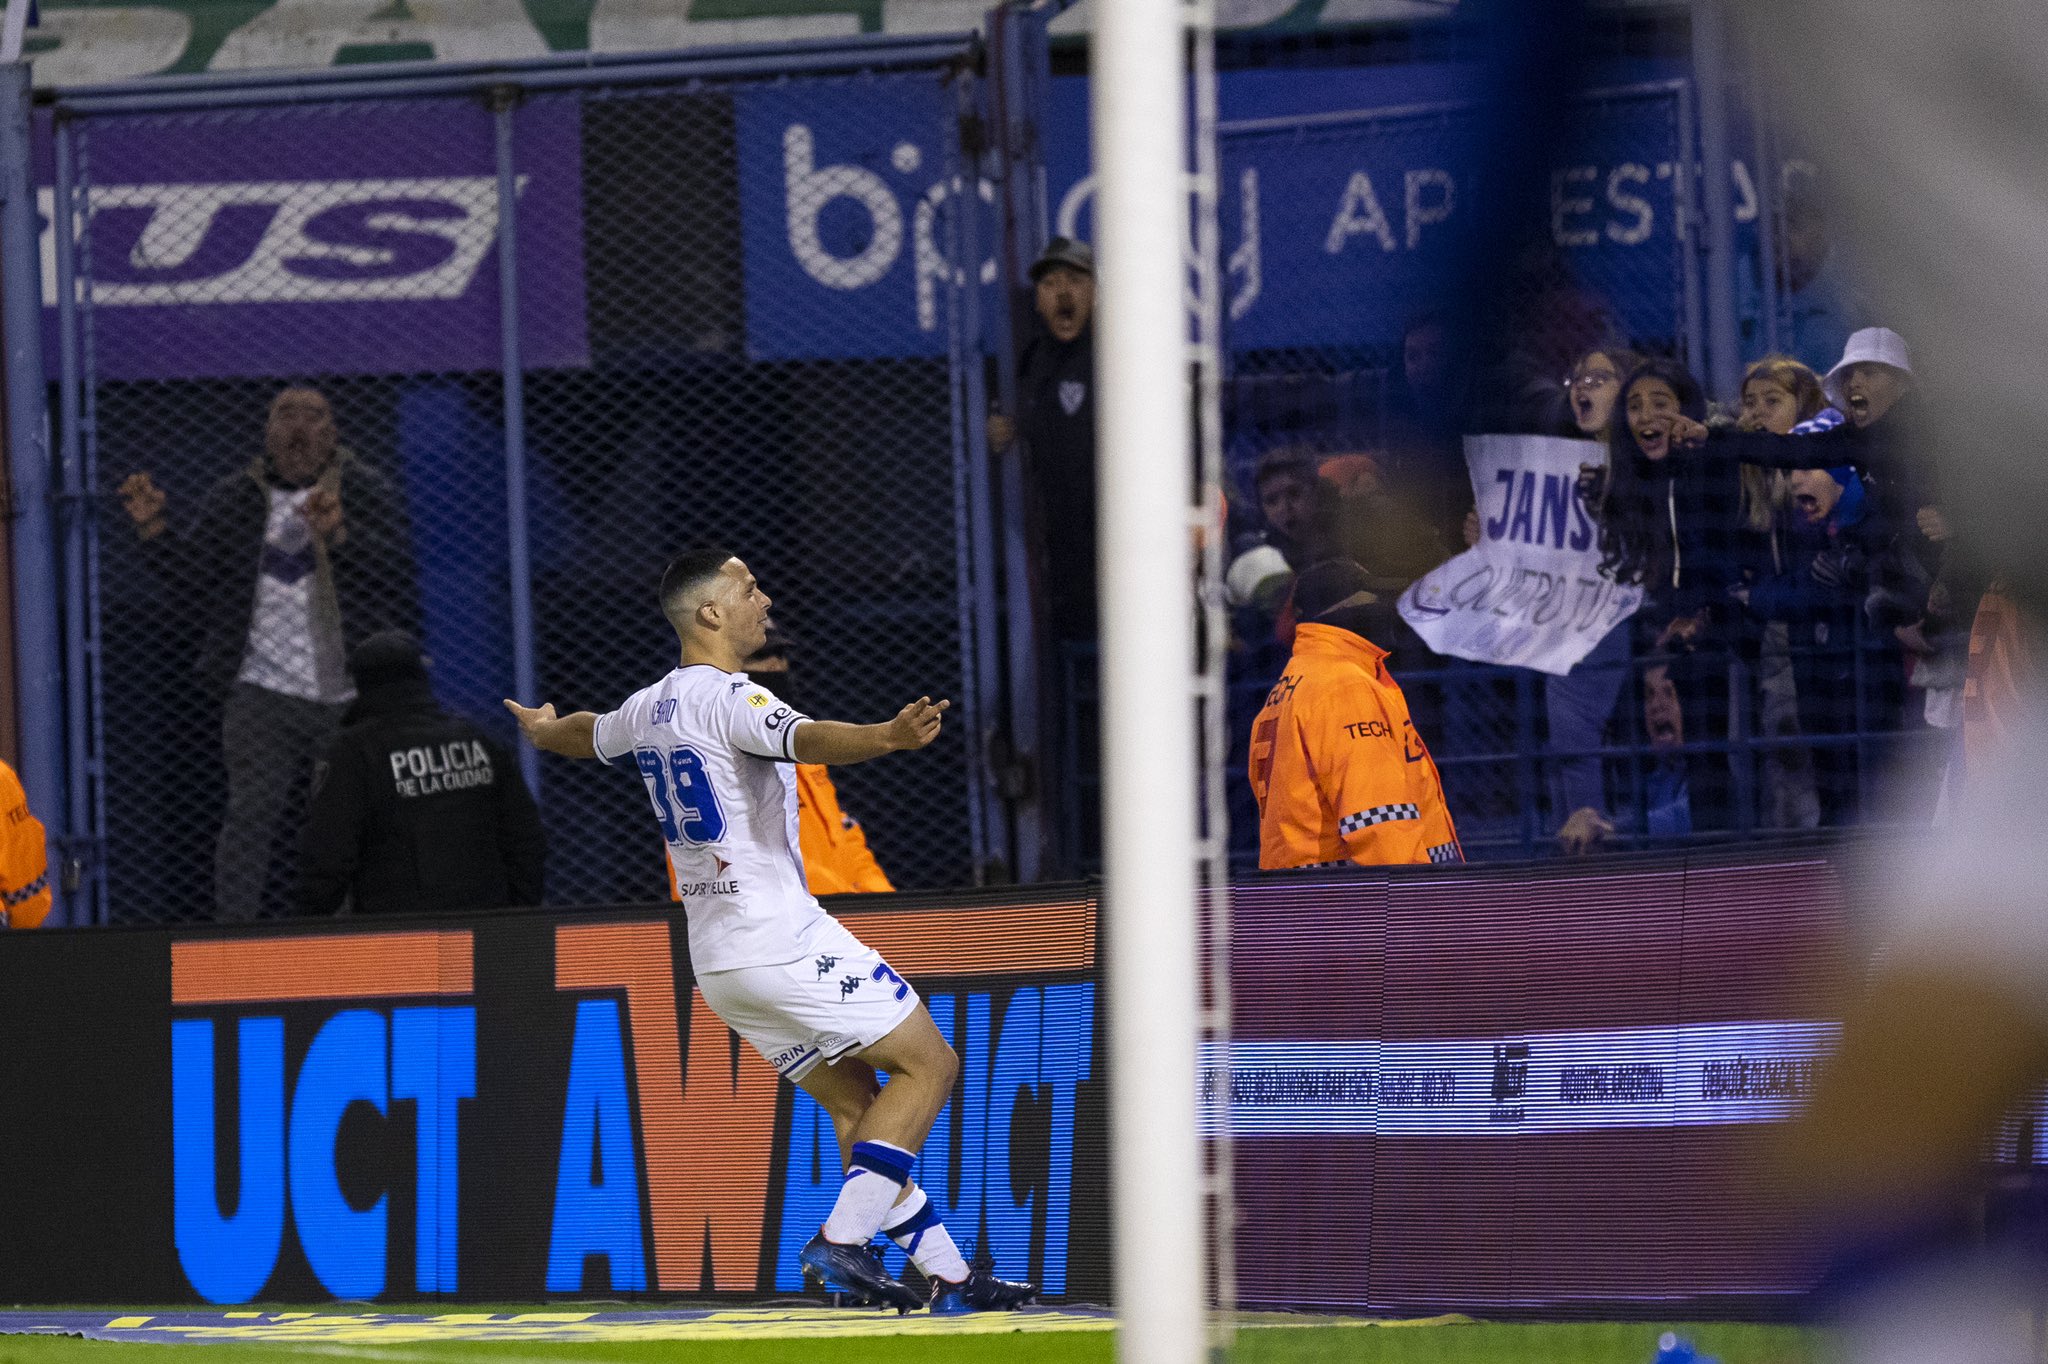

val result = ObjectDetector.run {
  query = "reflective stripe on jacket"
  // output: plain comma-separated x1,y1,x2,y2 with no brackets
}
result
0,762,51,929
1249,622,1462,869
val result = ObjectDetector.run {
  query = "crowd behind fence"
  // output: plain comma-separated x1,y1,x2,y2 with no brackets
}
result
2,14,1989,918
1205,315,1974,871
1064,80,1981,873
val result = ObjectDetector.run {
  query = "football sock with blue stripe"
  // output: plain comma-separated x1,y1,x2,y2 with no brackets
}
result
821,1139,918,1245
883,1184,969,1284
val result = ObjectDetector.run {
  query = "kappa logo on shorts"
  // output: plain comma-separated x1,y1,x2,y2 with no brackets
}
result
814,954,839,979
839,974,863,1000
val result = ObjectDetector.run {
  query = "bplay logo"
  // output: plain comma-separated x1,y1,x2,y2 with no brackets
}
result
779,122,995,335
38,177,518,308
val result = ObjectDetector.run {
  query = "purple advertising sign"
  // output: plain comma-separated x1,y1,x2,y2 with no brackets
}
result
35,96,587,381
1224,851,1853,1310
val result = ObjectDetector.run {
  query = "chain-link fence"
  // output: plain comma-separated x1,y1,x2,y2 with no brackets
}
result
1210,83,1707,866
43,42,1004,923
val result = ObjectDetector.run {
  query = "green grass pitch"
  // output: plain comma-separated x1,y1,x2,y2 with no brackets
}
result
0,1309,1824,1363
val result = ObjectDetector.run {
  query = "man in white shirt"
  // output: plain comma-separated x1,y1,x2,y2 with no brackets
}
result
118,387,418,921
505,548,1035,1314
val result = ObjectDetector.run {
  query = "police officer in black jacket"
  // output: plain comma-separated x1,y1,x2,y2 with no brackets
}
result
298,631,544,916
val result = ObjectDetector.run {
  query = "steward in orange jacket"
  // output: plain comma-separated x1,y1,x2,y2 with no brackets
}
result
790,761,895,895
664,629,895,901
664,760,894,900
1,760,52,928
1250,559,1462,870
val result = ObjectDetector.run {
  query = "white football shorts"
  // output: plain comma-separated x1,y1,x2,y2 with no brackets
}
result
694,916,920,1082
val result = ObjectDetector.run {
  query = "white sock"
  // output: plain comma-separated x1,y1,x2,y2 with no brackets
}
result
821,1139,917,1245
882,1183,970,1284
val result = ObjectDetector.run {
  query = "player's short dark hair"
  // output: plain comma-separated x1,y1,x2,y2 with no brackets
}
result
659,547,737,625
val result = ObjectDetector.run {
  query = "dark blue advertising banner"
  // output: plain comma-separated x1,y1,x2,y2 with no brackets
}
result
734,76,997,362
727,69,1691,363
1211,88,1690,355
0,889,1103,1305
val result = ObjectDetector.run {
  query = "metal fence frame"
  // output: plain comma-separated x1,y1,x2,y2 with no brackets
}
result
14,31,1018,924
0,59,65,915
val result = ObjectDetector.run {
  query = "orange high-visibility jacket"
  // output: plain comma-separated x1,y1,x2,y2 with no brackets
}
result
1249,622,1463,870
667,762,894,901
1,761,52,928
789,762,895,896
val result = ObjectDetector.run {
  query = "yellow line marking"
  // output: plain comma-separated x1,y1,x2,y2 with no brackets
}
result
103,1309,1116,1343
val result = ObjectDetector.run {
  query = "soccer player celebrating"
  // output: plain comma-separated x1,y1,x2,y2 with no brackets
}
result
505,548,1034,1314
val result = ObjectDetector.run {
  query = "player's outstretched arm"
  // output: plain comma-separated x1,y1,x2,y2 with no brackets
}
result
503,700,599,759
792,697,949,766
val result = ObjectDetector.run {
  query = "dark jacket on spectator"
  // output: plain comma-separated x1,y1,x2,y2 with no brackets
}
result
1702,395,1931,538
1742,474,1892,821
298,678,544,916
1017,321,1097,640
1711,398,1985,658
141,449,420,699
1655,456,1751,625
1746,473,1875,646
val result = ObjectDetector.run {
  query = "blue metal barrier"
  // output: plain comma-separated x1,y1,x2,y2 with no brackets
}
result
0,60,66,919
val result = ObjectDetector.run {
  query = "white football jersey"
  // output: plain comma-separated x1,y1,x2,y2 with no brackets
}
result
592,665,825,972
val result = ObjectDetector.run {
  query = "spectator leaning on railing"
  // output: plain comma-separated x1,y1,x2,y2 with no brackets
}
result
1554,651,1719,852
117,386,420,921
1543,343,1642,853
1668,328,1972,757
1560,358,1742,851
1734,356,1830,831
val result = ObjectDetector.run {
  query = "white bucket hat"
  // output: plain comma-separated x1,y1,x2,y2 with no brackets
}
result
1823,327,1913,409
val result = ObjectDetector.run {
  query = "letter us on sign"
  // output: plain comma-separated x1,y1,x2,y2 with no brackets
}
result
32,100,587,381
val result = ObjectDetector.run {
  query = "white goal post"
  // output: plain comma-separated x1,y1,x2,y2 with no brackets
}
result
1091,0,1210,1358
